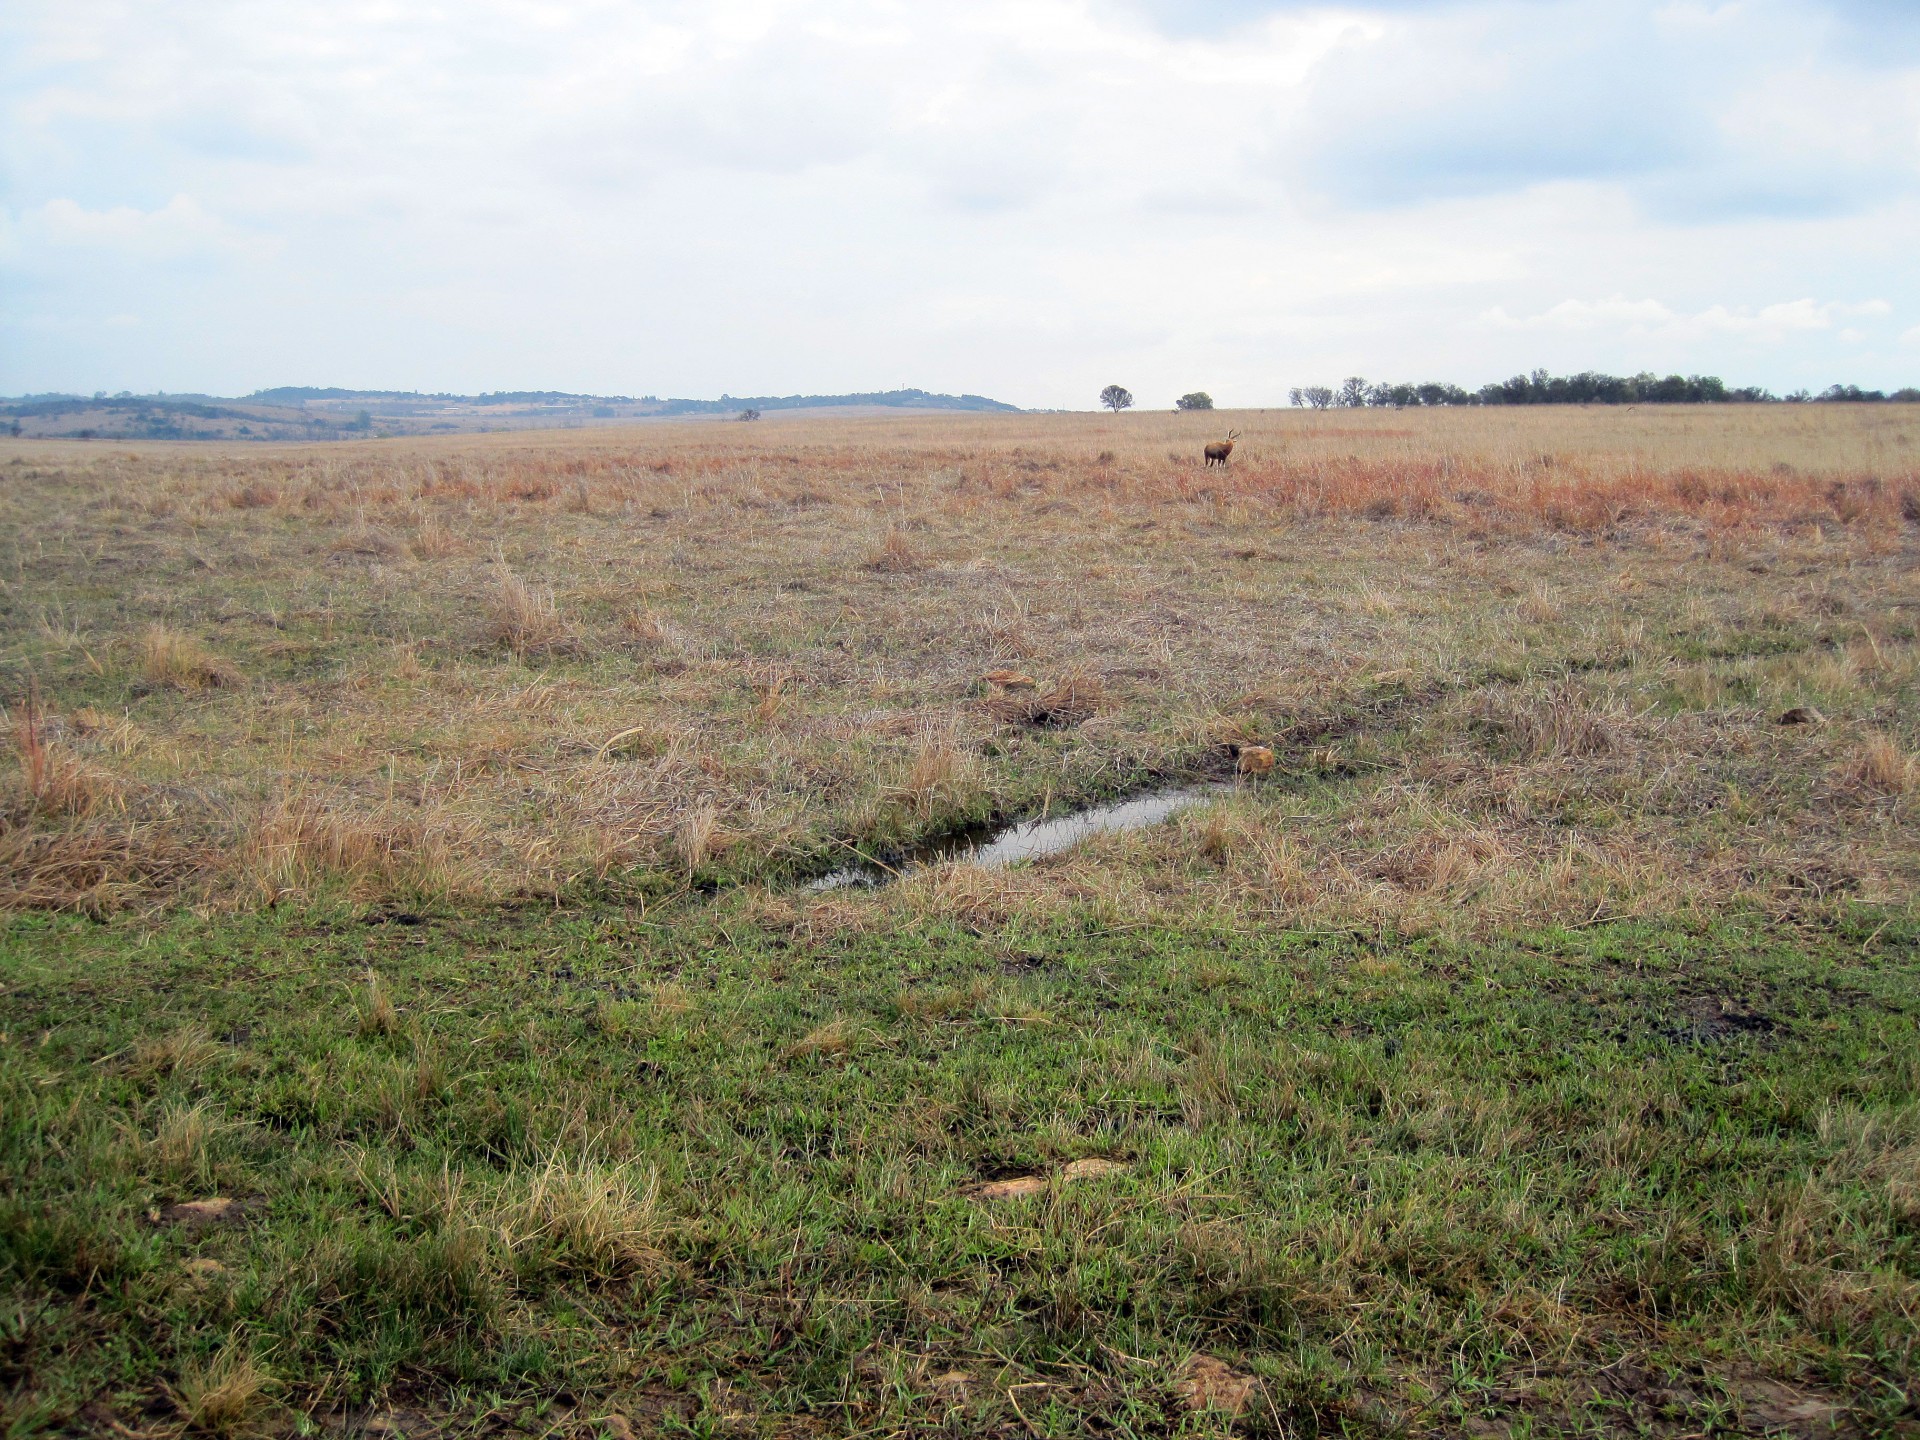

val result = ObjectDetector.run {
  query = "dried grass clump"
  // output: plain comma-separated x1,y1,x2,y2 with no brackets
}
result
0,824,203,914
130,1024,220,1082
488,562,575,657
983,672,1103,728
865,527,925,573
674,802,726,872
149,1100,225,1184
224,480,280,510
141,626,242,692
245,796,477,902
515,1157,666,1277
172,1341,276,1437
895,723,973,819
11,695,122,818
1845,734,1915,796
1474,687,1619,760
408,517,466,558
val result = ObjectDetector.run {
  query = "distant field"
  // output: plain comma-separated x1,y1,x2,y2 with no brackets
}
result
3,407,1918,1437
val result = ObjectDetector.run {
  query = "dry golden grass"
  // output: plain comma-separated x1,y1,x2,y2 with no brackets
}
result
148,1100,223,1185
172,1341,277,1437
130,1023,220,1083
1,405,1915,924
515,1157,666,1278
140,624,241,692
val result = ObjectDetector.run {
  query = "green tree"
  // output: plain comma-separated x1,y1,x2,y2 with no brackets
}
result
1175,392,1214,411
1099,385,1133,413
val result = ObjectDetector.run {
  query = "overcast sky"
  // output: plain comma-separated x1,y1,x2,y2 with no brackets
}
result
3,0,1916,408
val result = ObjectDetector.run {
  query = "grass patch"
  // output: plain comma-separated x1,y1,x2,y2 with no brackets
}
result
3,901,1917,1435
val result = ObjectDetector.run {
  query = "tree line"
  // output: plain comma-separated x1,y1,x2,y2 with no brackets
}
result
1286,370,1920,408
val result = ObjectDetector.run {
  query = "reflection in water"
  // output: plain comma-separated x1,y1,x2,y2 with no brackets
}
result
807,785,1230,891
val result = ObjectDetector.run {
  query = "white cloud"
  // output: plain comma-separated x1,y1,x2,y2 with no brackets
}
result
1481,297,1894,346
0,0,1916,399
6,195,262,263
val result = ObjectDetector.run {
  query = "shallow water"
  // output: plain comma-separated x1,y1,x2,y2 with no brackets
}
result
806,784,1231,891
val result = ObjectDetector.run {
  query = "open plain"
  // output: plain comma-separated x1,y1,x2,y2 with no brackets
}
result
3,405,1919,1437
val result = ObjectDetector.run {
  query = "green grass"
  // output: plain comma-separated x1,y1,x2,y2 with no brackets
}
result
4,894,1916,1436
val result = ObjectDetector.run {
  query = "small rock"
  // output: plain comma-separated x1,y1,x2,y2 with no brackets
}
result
967,1175,1048,1200
1235,745,1275,776
984,669,1037,691
967,1158,1128,1200
1175,1354,1259,1416
1778,706,1827,726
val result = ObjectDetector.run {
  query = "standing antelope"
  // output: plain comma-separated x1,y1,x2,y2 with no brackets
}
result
1203,430,1239,467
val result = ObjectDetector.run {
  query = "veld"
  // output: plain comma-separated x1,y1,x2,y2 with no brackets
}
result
1,403,1917,1438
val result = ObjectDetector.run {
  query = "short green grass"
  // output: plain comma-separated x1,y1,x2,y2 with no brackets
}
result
4,891,1916,1436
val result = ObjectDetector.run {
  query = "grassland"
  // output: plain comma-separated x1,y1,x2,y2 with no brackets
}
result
3,406,1919,1437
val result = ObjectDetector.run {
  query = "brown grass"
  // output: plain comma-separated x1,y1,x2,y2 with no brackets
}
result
488,559,574,657
0,405,1914,920
1847,734,1916,796
515,1157,666,1277
140,625,241,692
172,1341,276,1436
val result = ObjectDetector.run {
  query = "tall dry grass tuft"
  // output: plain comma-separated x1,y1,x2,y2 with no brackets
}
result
897,722,971,819
172,1340,276,1437
141,626,241,692
866,527,925,573
10,690,121,818
149,1100,223,1184
1846,734,1916,796
488,560,574,657
245,795,477,902
516,1157,666,1277
408,515,466,558
674,802,724,873
130,1024,219,1083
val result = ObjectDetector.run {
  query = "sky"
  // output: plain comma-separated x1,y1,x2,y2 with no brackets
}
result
2,0,1917,409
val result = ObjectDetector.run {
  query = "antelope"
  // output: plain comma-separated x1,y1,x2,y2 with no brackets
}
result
1202,430,1239,467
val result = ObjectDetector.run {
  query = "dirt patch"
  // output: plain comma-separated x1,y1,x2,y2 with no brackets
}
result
1664,996,1777,1045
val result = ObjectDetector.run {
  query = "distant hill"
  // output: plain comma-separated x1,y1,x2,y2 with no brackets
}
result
0,386,1021,441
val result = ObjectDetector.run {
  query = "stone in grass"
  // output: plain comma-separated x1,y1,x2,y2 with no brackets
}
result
966,1157,1127,1199
1175,1354,1260,1417
155,1197,249,1230
1778,706,1827,726
180,1257,227,1283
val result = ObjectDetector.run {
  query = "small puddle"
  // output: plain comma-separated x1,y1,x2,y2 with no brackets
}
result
807,784,1231,891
